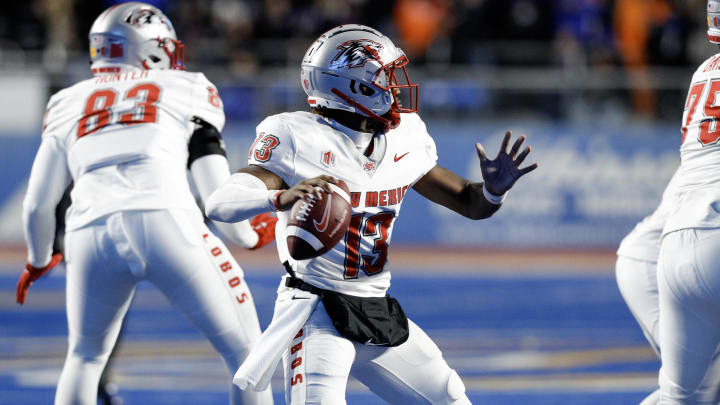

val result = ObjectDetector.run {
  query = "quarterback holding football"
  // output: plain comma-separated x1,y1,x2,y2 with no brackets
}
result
207,24,537,404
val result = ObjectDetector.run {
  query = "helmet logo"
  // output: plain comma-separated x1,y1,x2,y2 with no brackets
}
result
126,8,171,30
329,39,383,70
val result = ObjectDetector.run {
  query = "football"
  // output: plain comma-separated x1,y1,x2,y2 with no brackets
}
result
286,180,352,260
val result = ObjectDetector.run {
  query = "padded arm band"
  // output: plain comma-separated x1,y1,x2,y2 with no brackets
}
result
187,117,226,169
205,173,279,223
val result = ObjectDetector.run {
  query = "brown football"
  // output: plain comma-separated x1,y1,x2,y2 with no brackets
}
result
286,180,352,260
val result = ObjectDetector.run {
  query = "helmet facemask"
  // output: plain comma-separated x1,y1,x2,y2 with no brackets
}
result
138,37,184,70
373,55,418,114
329,56,418,131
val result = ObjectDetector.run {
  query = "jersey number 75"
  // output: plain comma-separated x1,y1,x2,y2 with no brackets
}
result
682,79,720,146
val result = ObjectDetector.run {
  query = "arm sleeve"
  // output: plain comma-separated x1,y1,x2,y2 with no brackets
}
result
23,137,72,267
190,154,259,249
205,115,294,223
205,172,278,223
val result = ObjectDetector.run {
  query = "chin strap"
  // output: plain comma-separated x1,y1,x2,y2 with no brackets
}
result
330,88,400,131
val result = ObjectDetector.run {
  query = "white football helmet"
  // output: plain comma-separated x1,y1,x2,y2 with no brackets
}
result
710,0,720,43
88,2,184,74
300,24,418,131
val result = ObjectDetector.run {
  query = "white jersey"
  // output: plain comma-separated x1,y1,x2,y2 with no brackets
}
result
664,52,720,235
248,112,437,297
618,168,681,262
42,68,224,230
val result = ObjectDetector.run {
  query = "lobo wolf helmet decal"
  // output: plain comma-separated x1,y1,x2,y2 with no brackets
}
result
301,24,418,131
126,8,172,29
329,39,384,70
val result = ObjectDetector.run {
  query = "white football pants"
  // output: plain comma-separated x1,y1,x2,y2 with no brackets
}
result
282,301,470,405
657,228,720,405
54,209,273,405
617,256,720,405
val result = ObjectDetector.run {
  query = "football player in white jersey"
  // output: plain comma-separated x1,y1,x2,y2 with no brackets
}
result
15,3,274,404
618,169,720,405
651,1,720,403
206,25,537,404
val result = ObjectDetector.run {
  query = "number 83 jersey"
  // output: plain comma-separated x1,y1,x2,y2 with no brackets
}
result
666,52,720,235
42,68,224,231
249,111,438,297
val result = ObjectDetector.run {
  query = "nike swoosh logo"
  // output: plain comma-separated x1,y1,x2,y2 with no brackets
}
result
394,152,409,162
313,195,332,232
292,296,311,300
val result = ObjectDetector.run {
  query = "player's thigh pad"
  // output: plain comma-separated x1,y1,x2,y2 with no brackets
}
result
658,229,720,403
284,304,356,405
352,319,469,405
615,256,661,355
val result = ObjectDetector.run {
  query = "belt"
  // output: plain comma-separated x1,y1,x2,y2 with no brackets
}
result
283,260,325,296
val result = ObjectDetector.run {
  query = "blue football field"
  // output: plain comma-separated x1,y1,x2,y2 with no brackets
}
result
0,249,657,404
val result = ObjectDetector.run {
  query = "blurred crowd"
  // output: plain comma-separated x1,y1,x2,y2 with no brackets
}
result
0,0,714,120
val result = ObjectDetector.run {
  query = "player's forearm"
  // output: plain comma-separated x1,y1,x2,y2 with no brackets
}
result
23,203,57,267
23,138,70,267
461,182,502,220
205,173,278,223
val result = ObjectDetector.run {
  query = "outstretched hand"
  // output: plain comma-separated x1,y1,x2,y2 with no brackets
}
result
476,131,538,196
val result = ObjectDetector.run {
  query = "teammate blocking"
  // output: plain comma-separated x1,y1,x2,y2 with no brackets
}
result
206,24,537,404
17,3,273,404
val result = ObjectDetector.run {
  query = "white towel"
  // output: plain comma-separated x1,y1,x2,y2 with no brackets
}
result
233,279,319,391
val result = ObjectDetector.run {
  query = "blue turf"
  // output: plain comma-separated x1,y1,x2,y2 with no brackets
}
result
0,269,658,404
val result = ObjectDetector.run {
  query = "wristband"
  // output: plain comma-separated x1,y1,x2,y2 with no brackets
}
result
482,183,506,205
269,190,285,211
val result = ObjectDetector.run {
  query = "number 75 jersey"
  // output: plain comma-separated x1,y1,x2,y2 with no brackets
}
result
248,111,438,297
666,52,720,235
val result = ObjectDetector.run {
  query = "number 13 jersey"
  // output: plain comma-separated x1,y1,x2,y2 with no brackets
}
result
666,53,720,235
42,68,224,231
248,112,438,297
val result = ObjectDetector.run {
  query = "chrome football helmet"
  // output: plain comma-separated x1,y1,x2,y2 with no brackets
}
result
710,0,720,43
88,2,184,74
300,24,418,131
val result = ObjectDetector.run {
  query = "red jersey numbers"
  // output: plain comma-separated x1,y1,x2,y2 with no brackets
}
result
682,79,720,146
207,86,222,108
77,89,117,138
249,132,280,162
119,83,160,124
77,83,161,138
344,212,395,279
